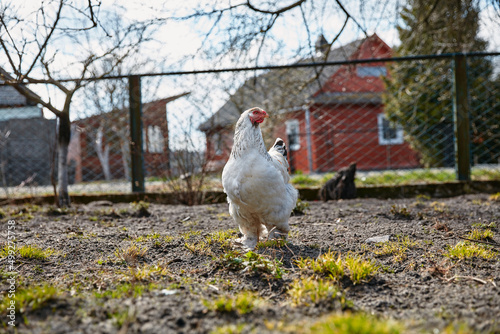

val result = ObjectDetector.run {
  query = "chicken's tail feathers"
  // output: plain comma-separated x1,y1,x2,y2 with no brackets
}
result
269,137,287,157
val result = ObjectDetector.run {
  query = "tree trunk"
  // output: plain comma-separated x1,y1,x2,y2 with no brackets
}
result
119,137,131,181
58,112,71,207
94,126,112,180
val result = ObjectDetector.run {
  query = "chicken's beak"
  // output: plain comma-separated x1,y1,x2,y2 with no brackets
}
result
264,112,269,118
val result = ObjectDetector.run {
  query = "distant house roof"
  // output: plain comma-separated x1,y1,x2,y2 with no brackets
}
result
198,35,386,132
0,67,44,120
0,67,41,107
73,92,190,124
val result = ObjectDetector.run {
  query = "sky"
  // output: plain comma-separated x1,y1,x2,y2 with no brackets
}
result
2,0,500,151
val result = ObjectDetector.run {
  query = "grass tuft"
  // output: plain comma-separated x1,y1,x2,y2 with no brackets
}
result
185,229,238,254
466,229,494,241
210,324,249,334
372,235,420,263
256,238,289,249
293,199,310,215
288,277,341,307
305,312,403,334
114,244,148,264
296,250,378,284
489,192,500,202
445,242,497,260
343,253,379,284
203,291,263,315
0,283,59,314
471,221,497,229
222,251,284,279
0,244,56,260
390,205,411,218
121,263,170,282
296,250,344,281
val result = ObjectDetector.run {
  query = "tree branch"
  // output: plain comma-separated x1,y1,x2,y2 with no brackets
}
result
24,1,64,79
246,0,307,15
334,0,368,37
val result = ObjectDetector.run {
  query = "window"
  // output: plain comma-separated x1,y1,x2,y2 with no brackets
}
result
285,119,300,151
147,125,164,153
377,114,403,145
213,133,223,155
357,66,387,77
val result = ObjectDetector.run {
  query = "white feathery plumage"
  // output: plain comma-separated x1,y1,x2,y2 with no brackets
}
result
222,107,298,250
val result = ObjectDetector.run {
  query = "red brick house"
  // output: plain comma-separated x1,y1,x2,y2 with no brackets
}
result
69,93,188,182
199,34,421,173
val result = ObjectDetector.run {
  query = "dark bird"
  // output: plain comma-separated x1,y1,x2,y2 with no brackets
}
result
320,163,357,201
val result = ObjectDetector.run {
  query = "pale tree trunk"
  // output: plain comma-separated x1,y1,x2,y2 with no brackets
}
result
58,112,71,207
119,137,131,181
112,125,131,181
94,126,111,181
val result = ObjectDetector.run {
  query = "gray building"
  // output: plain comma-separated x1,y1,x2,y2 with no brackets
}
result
0,67,57,188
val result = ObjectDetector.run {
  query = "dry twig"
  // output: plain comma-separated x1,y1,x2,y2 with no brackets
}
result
458,236,500,249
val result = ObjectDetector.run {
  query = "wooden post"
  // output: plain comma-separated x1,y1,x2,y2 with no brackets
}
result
129,75,145,192
453,55,471,181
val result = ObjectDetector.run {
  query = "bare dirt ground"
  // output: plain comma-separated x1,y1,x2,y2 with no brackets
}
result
0,193,499,334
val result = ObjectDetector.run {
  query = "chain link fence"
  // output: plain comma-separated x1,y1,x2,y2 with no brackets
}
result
1,47,499,201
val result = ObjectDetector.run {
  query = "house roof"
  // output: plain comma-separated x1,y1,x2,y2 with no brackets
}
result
198,35,387,132
73,92,190,124
0,67,42,107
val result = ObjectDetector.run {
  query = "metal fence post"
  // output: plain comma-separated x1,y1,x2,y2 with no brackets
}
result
452,54,471,181
128,75,145,192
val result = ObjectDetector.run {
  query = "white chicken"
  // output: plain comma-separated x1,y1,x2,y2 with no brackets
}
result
222,107,298,250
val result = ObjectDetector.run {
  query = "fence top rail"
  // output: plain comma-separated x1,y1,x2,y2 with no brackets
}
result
8,51,500,84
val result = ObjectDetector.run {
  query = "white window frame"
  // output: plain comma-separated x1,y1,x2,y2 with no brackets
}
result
377,114,404,145
213,133,223,155
285,119,301,151
147,125,164,153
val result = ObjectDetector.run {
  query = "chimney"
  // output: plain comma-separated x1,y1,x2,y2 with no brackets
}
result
315,34,330,55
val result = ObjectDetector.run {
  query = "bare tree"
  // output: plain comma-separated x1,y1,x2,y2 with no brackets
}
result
81,56,164,183
0,0,155,206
